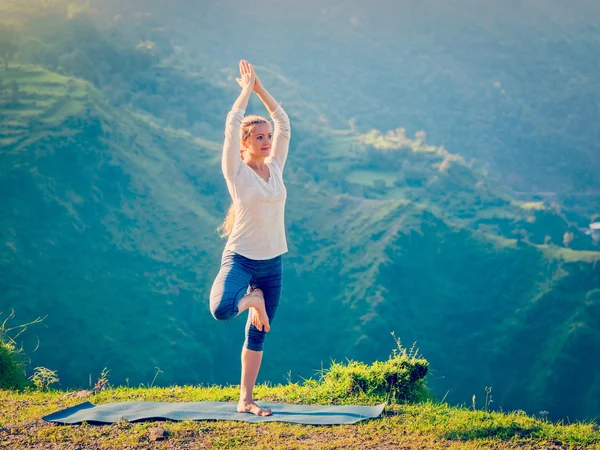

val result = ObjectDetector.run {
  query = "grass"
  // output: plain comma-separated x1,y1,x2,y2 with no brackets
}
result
2,384,599,449
1,344,599,449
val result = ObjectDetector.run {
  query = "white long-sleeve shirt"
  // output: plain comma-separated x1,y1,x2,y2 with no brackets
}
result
221,104,291,260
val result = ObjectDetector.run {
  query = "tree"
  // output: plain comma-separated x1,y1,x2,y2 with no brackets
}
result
0,25,19,70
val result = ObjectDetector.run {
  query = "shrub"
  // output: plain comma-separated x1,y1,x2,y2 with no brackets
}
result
0,310,45,391
318,334,431,404
0,339,29,390
29,367,60,391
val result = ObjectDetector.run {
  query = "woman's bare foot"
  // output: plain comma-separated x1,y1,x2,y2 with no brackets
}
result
237,399,272,416
248,288,270,332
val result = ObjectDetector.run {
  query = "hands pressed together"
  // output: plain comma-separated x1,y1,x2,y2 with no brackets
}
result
232,59,279,117
236,60,263,92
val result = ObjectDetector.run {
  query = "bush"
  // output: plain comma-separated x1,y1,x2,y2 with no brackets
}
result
0,310,45,391
29,367,59,391
0,339,29,390
318,334,431,404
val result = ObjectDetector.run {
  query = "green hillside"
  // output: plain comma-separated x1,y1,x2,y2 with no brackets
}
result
1,65,228,386
282,129,600,420
3,61,600,423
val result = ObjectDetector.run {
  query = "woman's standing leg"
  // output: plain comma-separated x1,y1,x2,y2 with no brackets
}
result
237,256,283,416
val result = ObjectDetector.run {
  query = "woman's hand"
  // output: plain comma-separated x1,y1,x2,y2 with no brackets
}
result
236,60,261,92
252,71,264,92
236,60,255,91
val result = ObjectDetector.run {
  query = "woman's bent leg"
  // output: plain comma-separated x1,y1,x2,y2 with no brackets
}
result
209,253,253,321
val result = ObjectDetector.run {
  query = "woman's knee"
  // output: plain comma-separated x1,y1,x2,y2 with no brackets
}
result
210,303,234,321
210,288,239,321
244,334,266,352
209,257,252,321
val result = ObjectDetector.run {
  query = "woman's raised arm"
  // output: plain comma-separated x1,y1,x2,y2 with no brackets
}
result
252,73,291,171
222,62,255,179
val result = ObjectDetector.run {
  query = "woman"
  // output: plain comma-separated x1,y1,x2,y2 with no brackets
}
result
209,60,291,417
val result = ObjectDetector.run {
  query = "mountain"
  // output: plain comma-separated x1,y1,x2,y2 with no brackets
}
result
91,0,600,218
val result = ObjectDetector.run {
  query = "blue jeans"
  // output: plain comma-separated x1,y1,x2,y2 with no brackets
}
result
209,249,283,351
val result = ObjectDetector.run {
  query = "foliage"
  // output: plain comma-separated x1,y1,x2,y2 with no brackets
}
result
316,335,430,404
92,367,112,392
0,339,28,391
29,367,59,391
0,311,45,391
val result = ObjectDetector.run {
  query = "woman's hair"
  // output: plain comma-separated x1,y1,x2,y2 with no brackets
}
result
217,115,272,238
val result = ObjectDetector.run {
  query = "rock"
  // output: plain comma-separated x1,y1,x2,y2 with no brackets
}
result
148,426,168,441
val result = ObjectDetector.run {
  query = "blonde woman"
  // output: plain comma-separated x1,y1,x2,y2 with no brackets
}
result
209,60,291,417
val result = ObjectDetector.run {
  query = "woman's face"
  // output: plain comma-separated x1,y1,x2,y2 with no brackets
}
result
243,122,273,159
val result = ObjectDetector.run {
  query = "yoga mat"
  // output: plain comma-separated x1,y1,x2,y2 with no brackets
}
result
43,401,387,425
